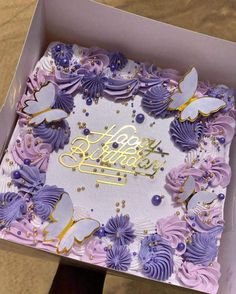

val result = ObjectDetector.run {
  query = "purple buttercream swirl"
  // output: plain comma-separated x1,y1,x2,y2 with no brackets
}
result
109,51,128,71
177,261,221,294
54,68,87,95
12,133,52,172
32,185,64,220
105,214,135,246
165,164,203,201
53,90,74,114
33,120,71,152
106,245,131,271
170,118,204,151
141,84,172,118
11,164,45,194
0,192,27,227
104,78,139,100
81,47,109,73
81,72,108,99
139,234,174,281
204,113,235,144
139,75,163,93
183,232,218,266
207,86,234,112
199,156,231,188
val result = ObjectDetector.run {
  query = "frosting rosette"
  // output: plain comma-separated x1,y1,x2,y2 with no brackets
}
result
204,113,235,144
141,84,172,118
81,72,108,99
81,47,109,73
108,51,128,72
138,234,174,281
104,77,139,100
105,214,135,246
53,90,74,114
51,43,73,68
165,163,203,201
200,156,231,188
82,238,106,266
11,164,45,194
32,185,64,220
0,192,27,227
170,118,204,151
183,232,218,266
177,261,221,294
12,133,52,172
106,245,132,271
33,120,71,152
156,215,189,251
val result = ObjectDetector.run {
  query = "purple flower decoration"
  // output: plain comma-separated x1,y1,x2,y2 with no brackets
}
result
33,120,71,152
53,90,74,114
139,234,174,281
11,164,45,194
109,51,128,71
0,192,27,227
183,232,218,266
106,245,132,271
51,43,73,68
32,185,64,220
105,214,135,245
81,72,108,99
170,118,204,151
141,84,172,118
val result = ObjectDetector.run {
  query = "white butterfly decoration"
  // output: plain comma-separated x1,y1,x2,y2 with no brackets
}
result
23,82,68,125
44,193,100,253
168,67,226,122
177,176,217,212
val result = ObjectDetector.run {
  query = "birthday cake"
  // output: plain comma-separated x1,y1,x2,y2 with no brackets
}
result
0,42,235,293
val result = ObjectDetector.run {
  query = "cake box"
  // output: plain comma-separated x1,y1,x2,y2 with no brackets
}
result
1,1,236,293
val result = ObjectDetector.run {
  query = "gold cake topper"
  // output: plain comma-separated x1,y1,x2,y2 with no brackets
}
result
59,125,169,186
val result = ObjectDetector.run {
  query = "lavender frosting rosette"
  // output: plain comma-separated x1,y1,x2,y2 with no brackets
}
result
183,232,218,266
33,120,71,152
0,192,27,227
32,185,64,220
108,51,128,72
177,261,221,294
170,118,204,151
138,234,174,281
11,164,45,194
106,245,132,271
141,85,172,118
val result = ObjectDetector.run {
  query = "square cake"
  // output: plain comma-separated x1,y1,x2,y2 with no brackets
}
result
0,42,235,294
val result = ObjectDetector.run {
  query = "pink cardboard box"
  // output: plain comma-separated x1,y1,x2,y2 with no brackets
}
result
1,1,236,293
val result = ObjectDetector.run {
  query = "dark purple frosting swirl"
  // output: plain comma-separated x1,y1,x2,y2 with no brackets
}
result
139,76,163,93
53,90,74,114
33,120,71,152
108,52,128,71
105,214,135,245
170,118,204,151
141,84,172,118
139,234,174,281
0,192,27,227
11,164,45,194
51,43,73,68
106,245,132,271
81,72,108,99
183,232,218,266
54,68,87,95
104,78,139,100
32,185,64,220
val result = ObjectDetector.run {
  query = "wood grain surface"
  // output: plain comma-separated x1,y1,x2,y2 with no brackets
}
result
0,0,235,293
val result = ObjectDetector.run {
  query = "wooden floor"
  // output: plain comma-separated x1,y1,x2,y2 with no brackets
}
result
0,0,236,293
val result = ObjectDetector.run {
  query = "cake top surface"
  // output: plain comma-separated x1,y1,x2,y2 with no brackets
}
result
0,42,235,294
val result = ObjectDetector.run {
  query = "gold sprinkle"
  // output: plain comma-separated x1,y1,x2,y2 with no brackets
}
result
176,211,180,216
104,126,108,130
89,255,94,260
81,187,85,191
116,110,120,114
121,200,125,204
72,168,76,172
116,202,119,207
143,230,148,235
116,208,120,213
82,109,86,113
95,183,99,188
77,188,81,192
